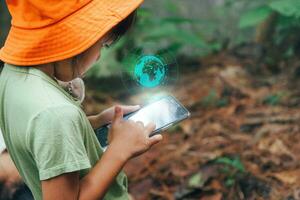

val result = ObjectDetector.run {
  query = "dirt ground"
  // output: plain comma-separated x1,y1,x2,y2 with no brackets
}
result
83,51,300,200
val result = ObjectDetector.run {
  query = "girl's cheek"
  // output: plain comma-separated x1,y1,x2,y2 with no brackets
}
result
78,41,102,75
96,51,101,61
90,45,101,63
80,52,99,75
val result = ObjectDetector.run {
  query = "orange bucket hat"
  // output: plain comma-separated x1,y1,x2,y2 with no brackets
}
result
0,0,143,66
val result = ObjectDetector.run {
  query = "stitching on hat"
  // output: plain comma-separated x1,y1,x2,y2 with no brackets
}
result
11,0,95,30
107,8,123,20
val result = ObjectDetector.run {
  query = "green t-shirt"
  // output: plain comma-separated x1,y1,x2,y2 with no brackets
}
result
0,64,129,200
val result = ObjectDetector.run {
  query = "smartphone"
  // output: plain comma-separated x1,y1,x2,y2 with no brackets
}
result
95,95,190,148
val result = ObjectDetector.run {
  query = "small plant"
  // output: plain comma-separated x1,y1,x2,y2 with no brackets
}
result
188,173,205,188
262,92,285,106
215,156,245,173
214,156,246,187
201,89,229,108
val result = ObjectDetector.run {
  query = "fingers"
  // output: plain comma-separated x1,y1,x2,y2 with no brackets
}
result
148,134,163,146
113,106,123,124
120,105,141,114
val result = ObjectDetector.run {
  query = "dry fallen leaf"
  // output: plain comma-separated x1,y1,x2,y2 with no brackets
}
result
258,138,295,158
270,170,300,185
201,193,223,200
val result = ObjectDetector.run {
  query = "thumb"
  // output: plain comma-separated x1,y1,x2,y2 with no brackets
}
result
113,106,123,124
148,134,163,147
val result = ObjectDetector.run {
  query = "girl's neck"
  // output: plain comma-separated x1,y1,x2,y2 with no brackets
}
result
35,63,55,79
35,60,74,82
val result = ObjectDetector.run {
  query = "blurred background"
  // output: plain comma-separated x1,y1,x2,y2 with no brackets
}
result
1,0,300,199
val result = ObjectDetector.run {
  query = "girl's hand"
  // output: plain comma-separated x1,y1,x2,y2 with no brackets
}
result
108,106,163,160
88,105,140,129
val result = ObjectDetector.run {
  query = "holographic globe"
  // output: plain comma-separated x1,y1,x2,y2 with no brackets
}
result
121,49,179,92
134,55,166,88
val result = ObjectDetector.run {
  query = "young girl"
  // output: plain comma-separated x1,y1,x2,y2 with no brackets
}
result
0,0,163,200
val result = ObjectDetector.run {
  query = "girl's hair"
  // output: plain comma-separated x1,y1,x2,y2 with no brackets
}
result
109,10,137,45
0,61,3,74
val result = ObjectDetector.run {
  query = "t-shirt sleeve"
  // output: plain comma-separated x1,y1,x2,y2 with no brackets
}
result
27,105,91,181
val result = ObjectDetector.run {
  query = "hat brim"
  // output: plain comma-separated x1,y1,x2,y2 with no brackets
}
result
0,0,143,66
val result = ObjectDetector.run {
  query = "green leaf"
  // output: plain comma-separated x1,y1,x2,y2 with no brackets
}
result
225,178,235,187
163,0,179,14
215,157,245,172
269,0,300,18
262,92,285,106
188,173,205,188
171,31,207,49
239,6,273,28
137,8,152,18
156,43,183,55
277,15,300,28
201,89,218,107
217,98,229,107
208,42,222,52
143,24,208,49
160,17,202,25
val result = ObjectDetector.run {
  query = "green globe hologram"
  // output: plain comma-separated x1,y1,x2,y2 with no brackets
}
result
120,49,179,92
134,55,166,88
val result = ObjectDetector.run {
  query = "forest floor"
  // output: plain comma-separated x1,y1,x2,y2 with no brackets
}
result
83,50,300,200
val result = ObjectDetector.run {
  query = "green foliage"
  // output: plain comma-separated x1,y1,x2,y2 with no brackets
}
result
188,173,205,188
215,156,245,173
163,0,179,14
214,156,246,188
201,89,229,108
262,92,285,106
269,0,300,18
237,0,300,65
131,7,217,56
225,177,236,187
87,2,222,79
239,6,272,28
239,0,300,28
201,90,218,107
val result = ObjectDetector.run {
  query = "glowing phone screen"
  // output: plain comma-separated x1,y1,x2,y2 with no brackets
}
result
127,97,188,131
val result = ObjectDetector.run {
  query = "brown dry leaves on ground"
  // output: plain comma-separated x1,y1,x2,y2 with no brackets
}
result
83,52,300,200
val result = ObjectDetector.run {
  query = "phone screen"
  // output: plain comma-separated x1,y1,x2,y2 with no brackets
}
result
125,96,189,132
95,96,190,148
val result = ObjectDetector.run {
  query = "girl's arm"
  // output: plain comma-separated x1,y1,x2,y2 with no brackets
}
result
41,144,127,200
42,106,162,200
